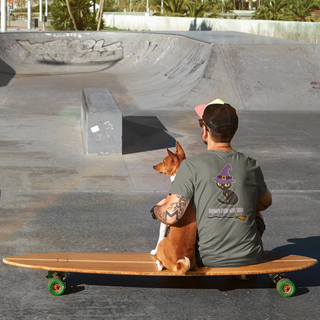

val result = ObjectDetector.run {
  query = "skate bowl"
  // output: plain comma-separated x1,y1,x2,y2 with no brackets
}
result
1,31,320,111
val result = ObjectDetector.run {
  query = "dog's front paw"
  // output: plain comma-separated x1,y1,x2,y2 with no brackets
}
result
156,260,164,271
150,249,157,256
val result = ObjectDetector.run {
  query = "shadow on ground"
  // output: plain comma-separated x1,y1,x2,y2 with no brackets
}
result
123,116,176,154
63,272,276,296
0,58,15,87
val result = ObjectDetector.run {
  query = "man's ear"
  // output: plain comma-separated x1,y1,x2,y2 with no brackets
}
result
201,125,209,145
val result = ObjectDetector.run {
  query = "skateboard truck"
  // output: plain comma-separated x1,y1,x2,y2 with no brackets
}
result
268,272,286,284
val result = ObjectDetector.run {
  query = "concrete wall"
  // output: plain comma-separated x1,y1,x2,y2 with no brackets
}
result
103,14,320,44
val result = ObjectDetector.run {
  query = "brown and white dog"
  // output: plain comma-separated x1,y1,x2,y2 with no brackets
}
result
151,141,197,274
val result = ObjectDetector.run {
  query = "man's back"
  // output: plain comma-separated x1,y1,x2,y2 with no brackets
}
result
170,150,267,267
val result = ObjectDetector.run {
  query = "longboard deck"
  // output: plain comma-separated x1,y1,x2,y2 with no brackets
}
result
3,253,318,276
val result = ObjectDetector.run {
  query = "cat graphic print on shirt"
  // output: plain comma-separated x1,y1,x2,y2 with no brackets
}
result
213,164,239,206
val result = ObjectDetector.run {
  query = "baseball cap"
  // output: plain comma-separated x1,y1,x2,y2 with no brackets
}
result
195,99,238,132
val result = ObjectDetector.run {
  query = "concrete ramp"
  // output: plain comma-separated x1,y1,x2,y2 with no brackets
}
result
192,42,320,111
1,31,320,111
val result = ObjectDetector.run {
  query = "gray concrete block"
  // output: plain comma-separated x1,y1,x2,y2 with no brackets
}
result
81,88,122,155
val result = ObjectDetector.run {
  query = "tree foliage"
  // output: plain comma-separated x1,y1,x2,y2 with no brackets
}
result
186,0,212,17
50,0,104,30
103,0,122,11
53,0,320,21
152,0,223,17
220,0,234,13
153,0,187,16
287,0,320,21
252,0,320,21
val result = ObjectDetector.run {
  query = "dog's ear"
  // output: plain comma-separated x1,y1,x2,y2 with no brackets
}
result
166,148,176,160
175,141,186,159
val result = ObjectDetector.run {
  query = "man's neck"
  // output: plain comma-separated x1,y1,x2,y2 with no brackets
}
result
207,141,233,151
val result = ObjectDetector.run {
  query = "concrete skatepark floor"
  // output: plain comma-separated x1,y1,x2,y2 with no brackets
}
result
0,31,320,319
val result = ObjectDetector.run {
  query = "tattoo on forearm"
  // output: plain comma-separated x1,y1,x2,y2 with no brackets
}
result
154,195,189,224
163,210,179,222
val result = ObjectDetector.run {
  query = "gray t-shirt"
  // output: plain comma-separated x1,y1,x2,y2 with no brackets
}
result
169,150,267,268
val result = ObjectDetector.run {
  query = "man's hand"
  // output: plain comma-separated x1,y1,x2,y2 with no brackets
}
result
153,194,190,226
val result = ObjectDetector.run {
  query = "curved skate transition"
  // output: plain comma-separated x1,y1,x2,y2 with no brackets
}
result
1,31,320,111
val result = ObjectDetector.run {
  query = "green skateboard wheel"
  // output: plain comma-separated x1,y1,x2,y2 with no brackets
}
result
276,278,296,297
48,278,66,296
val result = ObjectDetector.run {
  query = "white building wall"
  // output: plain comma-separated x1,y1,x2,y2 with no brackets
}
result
103,14,320,44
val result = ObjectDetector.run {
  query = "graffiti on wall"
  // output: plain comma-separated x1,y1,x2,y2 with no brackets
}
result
0,42,20,54
17,39,123,64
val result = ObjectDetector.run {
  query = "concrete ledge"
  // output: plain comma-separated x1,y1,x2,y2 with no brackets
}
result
103,14,320,44
81,88,122,155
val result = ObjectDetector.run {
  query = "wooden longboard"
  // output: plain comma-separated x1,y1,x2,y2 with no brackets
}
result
3,253,318,297
3,253,317,276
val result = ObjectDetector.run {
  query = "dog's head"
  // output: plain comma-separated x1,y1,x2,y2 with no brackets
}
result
153,141,186,176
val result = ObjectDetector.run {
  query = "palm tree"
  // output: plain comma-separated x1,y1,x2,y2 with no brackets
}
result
186,0,210,17
66,0,78,29
51,0,101,30
287,0,320,21
252,0,288,20
204,0,221,17
153,0,187,16
220,0,234,13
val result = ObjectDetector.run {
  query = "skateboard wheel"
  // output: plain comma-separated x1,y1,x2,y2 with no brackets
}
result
48,278,66,296
276,278,296,297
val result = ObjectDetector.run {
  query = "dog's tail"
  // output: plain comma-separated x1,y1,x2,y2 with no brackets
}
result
174,257,190,275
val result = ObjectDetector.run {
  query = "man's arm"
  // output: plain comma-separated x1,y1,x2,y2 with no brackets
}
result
256,188,272,212
153,194,190,225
